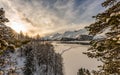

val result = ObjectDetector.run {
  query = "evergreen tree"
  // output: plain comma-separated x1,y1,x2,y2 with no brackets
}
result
35,34,41,40
0,8,31,75
77,68,91,75
0,8,9,24
0,8,16,54
22,41,63,75
84,0,120,74
24,47,34,75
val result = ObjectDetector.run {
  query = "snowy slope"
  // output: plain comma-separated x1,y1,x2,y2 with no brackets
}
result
0,48,26,75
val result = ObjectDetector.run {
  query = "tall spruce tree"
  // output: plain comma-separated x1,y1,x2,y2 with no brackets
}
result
84,0,120,75
0,8,16,54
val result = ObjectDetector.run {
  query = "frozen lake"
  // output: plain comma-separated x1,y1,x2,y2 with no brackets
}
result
52,42,102,75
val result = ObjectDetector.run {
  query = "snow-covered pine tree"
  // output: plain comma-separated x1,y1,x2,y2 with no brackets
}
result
22,41,63,75
84,0,120,75
0,8,16,54
0,8,31,75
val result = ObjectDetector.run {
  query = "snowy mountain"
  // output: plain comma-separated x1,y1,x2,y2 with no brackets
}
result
61,29,88,38
43,29,92,41
50,33,62,40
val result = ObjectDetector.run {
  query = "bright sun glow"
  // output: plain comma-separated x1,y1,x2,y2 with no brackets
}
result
11,22,27,33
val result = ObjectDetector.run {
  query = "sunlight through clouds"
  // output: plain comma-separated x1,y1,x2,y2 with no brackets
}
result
0,0,105,36
11,22,27,33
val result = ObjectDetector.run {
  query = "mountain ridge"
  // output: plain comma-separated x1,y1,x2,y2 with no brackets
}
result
43,29,93,41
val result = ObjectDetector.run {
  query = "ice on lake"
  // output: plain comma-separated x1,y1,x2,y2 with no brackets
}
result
53,42,102,75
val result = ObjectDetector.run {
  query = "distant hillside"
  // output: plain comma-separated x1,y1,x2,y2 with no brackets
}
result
43,29,93,41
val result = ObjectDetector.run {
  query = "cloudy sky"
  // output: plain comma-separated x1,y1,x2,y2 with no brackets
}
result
0,0,105,36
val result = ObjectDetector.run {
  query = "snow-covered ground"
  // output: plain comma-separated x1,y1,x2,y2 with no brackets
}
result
0,48,26,75
1,42,101,75
53,42,102,75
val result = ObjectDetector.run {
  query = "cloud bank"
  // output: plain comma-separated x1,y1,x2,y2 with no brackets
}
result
0,0,105,36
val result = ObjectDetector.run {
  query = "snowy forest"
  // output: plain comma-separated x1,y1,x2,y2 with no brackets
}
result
0,0,120,75
0,8,63,75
